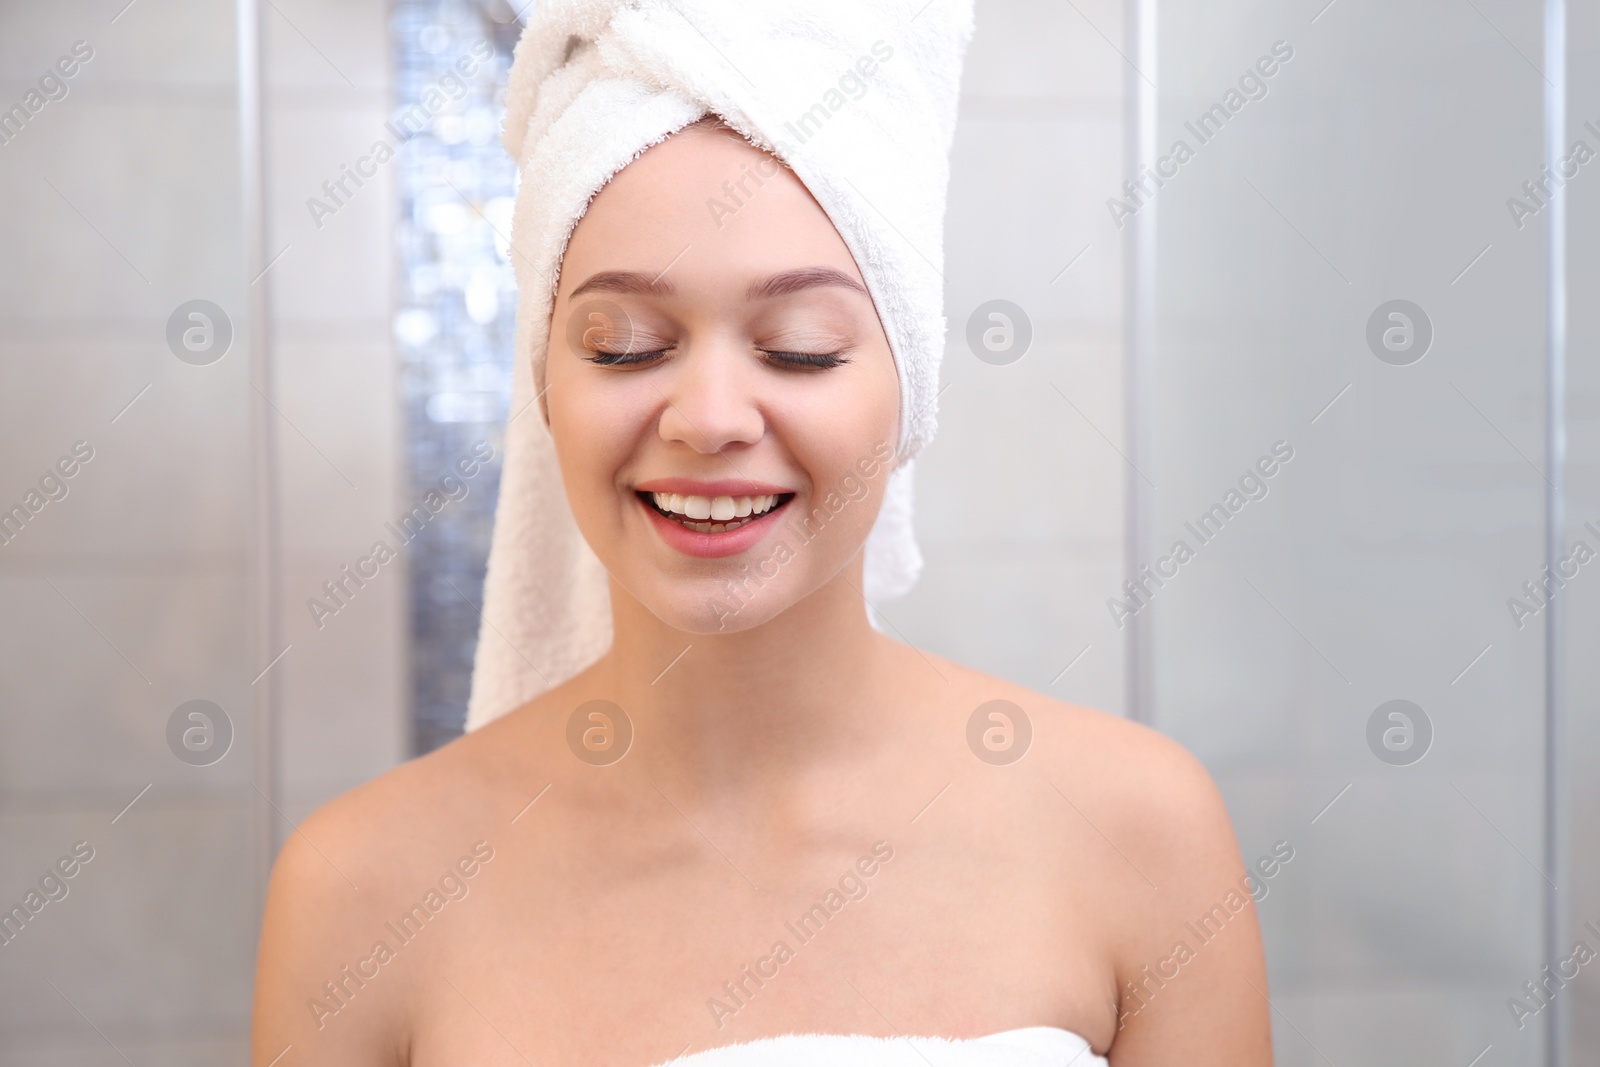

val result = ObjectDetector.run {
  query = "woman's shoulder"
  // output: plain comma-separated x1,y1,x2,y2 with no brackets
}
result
924,654,1264,1023
933,653,1212,779
927,652,1240,879
252,708,546,1059
275,666,623,901
280,704,542,884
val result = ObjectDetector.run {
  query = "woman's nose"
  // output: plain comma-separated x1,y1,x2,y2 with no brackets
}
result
655,338,765,454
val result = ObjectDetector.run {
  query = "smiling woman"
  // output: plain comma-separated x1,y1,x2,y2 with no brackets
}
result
541,120,903,636
249,3,1270,1066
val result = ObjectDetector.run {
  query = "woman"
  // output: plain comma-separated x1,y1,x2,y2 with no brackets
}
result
252,4,1272,1064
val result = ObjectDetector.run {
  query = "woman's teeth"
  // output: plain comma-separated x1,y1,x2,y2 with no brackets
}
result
649,492,781,533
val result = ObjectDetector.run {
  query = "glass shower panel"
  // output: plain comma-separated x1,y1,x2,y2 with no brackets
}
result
1149,1,1551,1064
0,4,258,1063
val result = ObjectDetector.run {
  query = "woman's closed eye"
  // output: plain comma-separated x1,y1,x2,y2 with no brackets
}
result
584,347,671,367
582,347,852,370
762,350,851,370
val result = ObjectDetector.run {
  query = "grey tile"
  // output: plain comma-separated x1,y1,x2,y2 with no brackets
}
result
0,799,255,1036
265,99,397,325
275,337,404,553
265,0,389,94
1258,771,1541,989
1268,984,1533,1067
917,338,1125,554
0,568,254,792
279,553,408,817
2,1032,247,1067
0,336,251,561
964,0,1125,107
0,3,237,88
947,112,1124,326
889,544,1124,713
0,94,245,322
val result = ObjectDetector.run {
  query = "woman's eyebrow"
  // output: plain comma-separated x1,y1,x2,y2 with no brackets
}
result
571,270,674,298
568,266,868,301
745,266,869,300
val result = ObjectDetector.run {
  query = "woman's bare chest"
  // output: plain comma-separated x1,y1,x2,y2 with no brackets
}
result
402,828,1118,1067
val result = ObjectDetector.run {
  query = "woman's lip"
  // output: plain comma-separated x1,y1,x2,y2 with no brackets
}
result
639,492,792,559
633,478,797,497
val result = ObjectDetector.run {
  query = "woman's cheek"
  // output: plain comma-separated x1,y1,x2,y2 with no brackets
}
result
548,392,614,518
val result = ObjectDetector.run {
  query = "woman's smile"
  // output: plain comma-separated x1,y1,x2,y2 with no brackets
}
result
633,478,798,558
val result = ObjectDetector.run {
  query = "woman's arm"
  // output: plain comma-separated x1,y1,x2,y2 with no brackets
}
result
251,801,409,1067
1098,728,1275,1065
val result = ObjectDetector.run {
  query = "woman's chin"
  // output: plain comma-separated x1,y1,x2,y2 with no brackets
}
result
625,579,799,637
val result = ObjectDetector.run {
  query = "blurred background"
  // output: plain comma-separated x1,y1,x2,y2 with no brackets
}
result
0,0,1594,1064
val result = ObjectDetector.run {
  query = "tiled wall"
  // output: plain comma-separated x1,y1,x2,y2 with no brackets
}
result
0,3,259,1063
262,0,408,828
0,1,404,1063
894,0,1129,716
1564,4,1600,1057
1145,1,1596,1064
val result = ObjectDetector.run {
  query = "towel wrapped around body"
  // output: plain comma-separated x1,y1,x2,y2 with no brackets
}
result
648,1026,1108,1067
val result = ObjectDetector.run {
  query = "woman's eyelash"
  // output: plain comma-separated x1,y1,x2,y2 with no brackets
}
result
763,350,851,369
584,349,669,366
582,349,851,369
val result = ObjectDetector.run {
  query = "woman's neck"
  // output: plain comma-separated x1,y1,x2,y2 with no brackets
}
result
590,556,906,806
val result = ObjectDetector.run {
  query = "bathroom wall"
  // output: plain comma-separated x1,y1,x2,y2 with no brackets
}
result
0,3,259,1062
0,0,404,1062
896,0,1129,716
261,0,409,828
1145,0,1594,1063
1564,2,1599,1056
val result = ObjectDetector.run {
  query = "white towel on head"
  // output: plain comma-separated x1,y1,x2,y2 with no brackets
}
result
465,0,975,731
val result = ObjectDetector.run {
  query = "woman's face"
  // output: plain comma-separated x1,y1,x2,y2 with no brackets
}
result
545,120,901,634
